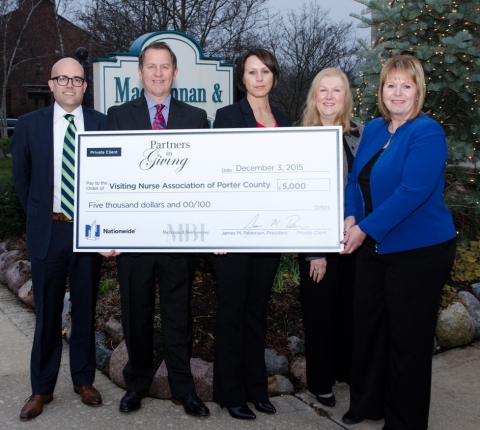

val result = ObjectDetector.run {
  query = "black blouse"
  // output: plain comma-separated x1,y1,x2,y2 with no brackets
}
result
358,147,384,217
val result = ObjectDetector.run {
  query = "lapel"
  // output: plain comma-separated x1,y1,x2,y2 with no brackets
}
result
82,105,94,131
355,121,388,175
166,97,184,130
239,97,258,128
271,105,290,127
344,135,359,157
40,105,55,187
239,97,290,127
131,96,154,130
344,122,360,157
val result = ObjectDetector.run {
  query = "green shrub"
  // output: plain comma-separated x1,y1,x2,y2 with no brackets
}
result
451,239,480,283
0,137,10,155
0,176,26,239
440,240,480,311
0,157,12,177
439,284,459,311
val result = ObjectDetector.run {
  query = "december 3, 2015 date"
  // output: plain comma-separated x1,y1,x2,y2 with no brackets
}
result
276,164,303,171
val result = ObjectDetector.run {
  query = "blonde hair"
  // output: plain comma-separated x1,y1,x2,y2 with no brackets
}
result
378,55,425,121
302,68,354,135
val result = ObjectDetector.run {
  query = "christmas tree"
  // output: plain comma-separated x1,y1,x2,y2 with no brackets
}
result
351,0,480,241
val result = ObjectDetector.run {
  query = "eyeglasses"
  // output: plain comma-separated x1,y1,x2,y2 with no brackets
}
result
50,76,85,87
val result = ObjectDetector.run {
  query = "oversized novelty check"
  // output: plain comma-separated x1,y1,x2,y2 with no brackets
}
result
73,127,344,252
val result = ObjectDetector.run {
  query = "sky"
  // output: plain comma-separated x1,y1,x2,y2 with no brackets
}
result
268,0,371,41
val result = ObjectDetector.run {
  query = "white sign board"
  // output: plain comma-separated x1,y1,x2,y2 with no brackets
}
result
91,31,234,122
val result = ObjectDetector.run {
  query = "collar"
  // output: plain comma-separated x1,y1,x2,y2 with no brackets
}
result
145,93,172,110
53,102,84,123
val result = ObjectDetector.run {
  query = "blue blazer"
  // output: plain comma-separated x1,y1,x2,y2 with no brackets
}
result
345,114,455,254
11,104,107,259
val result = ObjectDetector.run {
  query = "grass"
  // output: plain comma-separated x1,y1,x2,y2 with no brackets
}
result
273,253,300,293
0,157,12,177
98,278,118,295
154,314,162,330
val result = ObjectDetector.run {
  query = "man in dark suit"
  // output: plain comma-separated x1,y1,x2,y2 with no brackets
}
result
104,41,210,417
11,58,107,420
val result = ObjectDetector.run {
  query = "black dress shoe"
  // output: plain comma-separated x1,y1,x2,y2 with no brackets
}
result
316,393,336,407
342,410,364,425
171,393,210,417
221,404,256,420
119,391,144,413
254,401,276,414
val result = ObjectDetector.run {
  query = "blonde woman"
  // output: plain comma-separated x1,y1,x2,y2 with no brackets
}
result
299,68,363,408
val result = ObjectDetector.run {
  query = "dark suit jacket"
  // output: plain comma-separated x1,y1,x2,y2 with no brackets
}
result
213,96,290,129
106,95,209,131
106,95,209,257
11,105,107,260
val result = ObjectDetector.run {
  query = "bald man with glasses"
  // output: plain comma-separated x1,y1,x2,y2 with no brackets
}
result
11,57,107,420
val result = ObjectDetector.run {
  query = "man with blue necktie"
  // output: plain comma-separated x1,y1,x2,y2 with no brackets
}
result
11,57,107,420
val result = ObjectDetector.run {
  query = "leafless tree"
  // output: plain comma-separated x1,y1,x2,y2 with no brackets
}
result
264,1,361,122
52,0,76,56
0,0,44,137
75,0,271,61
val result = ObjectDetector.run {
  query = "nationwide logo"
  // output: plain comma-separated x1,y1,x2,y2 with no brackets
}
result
85,221,100,241
102,228,136,234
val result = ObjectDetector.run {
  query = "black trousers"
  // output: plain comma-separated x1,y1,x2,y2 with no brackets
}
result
212,253,279,407
30,221,102,394
299,252,356,395
349,238,456,430
116,253,195,398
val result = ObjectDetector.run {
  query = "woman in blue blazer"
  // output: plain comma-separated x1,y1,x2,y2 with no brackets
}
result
212,48,290,421
340,55,456,430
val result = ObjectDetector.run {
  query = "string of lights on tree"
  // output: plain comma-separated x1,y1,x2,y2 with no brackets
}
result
351,0,480,240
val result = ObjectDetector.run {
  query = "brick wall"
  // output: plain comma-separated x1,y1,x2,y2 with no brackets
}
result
2,0,105,117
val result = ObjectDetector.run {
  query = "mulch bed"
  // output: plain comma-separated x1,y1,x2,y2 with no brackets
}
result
95,254,304,373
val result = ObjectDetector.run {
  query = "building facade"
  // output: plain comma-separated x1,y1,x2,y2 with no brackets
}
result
1,0,104,118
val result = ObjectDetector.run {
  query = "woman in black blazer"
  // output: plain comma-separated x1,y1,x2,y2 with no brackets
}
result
212,48,290,420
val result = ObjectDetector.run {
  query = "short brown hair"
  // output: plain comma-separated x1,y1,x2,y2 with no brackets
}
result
378,55,425,121
235,49,280,92
139,41,177,70
302,68,354,135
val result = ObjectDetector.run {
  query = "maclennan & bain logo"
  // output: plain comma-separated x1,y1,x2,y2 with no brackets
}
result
85,221,101,241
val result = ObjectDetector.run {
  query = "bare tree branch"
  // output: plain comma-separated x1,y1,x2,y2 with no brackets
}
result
1,0,44,137
75,0,271,60
264,1,361,121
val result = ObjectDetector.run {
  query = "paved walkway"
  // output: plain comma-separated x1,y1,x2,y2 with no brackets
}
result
1,284,479,429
